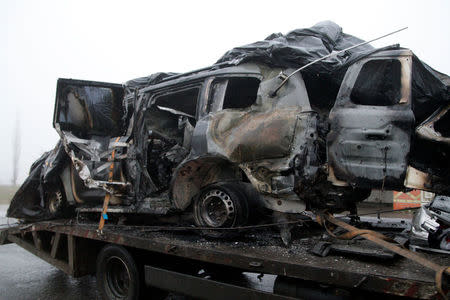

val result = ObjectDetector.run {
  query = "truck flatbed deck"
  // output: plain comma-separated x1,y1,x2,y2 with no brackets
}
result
1,217,448,299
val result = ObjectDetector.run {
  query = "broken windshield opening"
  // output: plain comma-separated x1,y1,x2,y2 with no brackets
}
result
350,59,402,106
154,86,200,123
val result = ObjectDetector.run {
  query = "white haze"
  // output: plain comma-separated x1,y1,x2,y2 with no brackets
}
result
1,0,449,185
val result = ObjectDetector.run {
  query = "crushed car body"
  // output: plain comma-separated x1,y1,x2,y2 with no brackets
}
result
411,195,450,250
8,21,450,230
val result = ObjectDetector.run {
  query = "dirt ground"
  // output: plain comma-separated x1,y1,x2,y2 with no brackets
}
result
0,185,18,205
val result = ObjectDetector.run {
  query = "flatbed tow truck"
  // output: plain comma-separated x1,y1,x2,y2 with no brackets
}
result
1,213,449,300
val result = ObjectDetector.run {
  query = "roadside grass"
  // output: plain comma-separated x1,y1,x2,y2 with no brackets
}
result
0,185,19,205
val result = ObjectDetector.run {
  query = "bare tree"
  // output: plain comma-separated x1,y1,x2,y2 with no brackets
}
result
12,113,21,186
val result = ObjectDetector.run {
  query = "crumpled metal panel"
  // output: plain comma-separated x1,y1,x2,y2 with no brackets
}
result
208,108,299,162
170,66,316,212
327,51,415,190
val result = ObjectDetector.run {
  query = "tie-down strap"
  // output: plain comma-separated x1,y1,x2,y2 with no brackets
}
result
317,213,450,299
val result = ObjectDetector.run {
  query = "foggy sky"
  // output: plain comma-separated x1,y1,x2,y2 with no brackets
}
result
1,0,449,185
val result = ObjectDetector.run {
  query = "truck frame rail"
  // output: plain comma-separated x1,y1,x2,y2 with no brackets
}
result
1,218,448,299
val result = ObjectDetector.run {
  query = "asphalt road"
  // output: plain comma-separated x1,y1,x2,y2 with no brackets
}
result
0,205,274,300
0,244,99,300
0,205,99,300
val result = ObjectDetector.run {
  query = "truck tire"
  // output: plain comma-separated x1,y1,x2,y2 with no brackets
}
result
193,182,249,237
97,245,141,300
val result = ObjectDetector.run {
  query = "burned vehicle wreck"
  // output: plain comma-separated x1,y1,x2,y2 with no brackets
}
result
411,195,450,251
8,22,450,231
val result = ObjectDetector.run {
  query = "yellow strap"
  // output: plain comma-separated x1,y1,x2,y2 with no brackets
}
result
98,137,121,232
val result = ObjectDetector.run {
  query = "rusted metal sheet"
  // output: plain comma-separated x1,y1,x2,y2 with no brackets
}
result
144,265,297,300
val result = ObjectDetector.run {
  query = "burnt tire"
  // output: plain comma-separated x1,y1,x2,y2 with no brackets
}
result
193,182,249,237
97,245,140,300
44,180,67,219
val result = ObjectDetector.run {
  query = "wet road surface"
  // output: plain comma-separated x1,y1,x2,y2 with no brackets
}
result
0,205,274,300
0,205,99,300
0,244,99,300
0,243,274,300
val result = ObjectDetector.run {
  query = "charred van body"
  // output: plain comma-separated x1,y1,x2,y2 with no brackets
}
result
8,22,450,231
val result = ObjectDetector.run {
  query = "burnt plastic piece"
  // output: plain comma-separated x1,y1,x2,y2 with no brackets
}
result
311,241,395,260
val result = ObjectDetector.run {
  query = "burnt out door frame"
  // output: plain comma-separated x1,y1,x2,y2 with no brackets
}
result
53,78,125,134
53,78,128,204
327,50,415,190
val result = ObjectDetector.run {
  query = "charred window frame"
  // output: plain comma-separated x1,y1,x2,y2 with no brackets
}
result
151,83,202,122
335,56,412,107
350,59,402,106
54,79,125,138
143,83,202,191
205,76,261,113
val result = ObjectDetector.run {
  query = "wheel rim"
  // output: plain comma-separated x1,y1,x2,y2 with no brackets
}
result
105,256,131,298
200,189,235,227
48,190,63,214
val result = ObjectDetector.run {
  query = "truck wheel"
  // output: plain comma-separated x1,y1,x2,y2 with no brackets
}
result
193,182,249,237
97,245,141,300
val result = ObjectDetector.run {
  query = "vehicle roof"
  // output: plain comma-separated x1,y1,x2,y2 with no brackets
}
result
136,48,414,95
139,63,263,94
